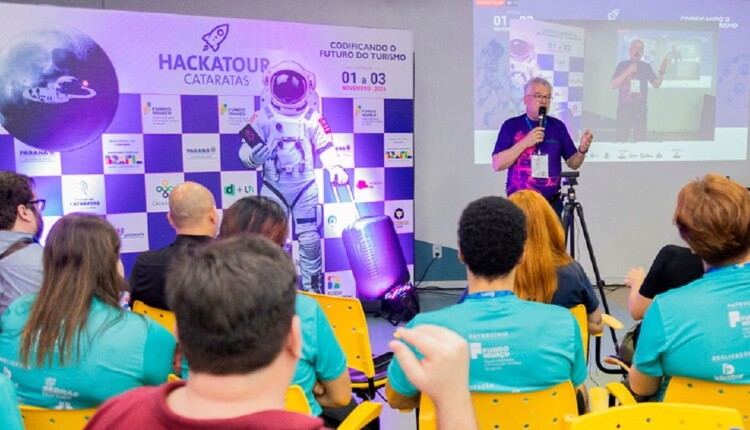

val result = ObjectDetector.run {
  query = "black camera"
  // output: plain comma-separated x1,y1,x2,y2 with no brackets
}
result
561,170,579,186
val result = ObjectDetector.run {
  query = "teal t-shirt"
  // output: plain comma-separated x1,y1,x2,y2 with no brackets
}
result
0,374,22,430
292,294,348,416
634,263,750,400
0,295,176,409
387,291,587,397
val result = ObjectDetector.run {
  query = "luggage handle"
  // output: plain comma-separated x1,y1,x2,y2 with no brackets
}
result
331,183,361,220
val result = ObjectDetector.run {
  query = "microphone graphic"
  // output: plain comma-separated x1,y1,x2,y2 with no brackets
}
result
538,106,547,139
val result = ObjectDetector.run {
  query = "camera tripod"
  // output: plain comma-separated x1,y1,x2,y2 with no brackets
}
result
560,178,625,375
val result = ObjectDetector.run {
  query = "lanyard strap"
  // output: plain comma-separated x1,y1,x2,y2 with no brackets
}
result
466,290,515,300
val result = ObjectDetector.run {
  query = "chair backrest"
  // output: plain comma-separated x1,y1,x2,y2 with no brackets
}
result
569,304,589,358
19,406,97,429
299,292,376,378
568,402,744,429
418,381,579,430
131,300,176,336
664,376,750,429
285,385,312,415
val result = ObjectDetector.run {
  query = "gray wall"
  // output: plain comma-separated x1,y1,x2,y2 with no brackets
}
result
4,0,750,285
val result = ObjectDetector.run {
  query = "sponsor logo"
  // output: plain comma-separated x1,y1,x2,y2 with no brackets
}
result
115,228,146,240
142,102,172,116
355,179,383,190
327,215,337,227
223,183,255,196
386,150,413,160
186,146,217,155
220,103,247,117
78,181,89,196
327,275,341,290
723,363,735,375
355,104,378,118
104,154,143,166
156,180,175,199
19,149,53,156
393,208,405,220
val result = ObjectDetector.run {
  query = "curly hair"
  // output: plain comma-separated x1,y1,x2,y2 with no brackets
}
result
509,190,572,303
674,174,750,266
458,196,526,280
0,171,35,230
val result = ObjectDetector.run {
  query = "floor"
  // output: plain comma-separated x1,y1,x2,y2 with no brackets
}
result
362,285,635,430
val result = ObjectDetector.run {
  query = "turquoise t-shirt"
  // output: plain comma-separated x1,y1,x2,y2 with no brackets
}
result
0,374,22,430
0,294,176,409
387,291,587,397
292,294,348,416
634,263,750,401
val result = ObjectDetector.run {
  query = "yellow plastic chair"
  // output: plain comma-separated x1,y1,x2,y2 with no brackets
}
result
663,376,750,429
569,304,624,363
568,402,744,429
418,380,578,430
285,384,381,430
19,405,97,429
299,291,390,400
285,385,312,414
131,300,176,336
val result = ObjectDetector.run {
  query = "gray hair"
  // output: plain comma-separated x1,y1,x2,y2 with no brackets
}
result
524,77,552,95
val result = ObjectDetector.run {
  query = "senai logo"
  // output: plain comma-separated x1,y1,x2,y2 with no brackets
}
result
156,180,175,198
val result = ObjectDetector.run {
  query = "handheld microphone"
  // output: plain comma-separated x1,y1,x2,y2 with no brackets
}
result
538,106,547,138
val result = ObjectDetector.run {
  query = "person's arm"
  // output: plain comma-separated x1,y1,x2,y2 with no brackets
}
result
389,325,477,430
565,129,593,170
629,365,662,396
625,267,652,320
314,372,352,408
492,127,543,171
650,59,668,88
611,62,637,89
587,308,604,335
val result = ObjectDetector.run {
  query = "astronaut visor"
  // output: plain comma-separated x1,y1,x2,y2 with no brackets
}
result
271,70,307,105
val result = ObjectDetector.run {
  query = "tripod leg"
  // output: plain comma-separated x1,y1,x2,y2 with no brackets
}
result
562,203,575,259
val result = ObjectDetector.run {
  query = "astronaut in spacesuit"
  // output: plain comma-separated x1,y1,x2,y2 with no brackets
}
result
239,61,348,292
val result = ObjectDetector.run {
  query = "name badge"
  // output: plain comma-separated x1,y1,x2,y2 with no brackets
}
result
531,153,549,178
630,79,641,95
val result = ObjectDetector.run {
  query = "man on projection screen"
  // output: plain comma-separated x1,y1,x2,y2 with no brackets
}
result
611,39,669,142
238,61,348,293
492,77,593,214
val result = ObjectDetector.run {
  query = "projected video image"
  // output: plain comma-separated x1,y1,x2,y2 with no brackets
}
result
473,0,750,163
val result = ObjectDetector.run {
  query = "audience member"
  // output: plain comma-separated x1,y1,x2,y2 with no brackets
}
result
0,171,44,316
130,182,217,310
457,189,603,334
629,174,750,400
387,196,587,410
86,235,327,429
625,244,704,321
0,374,23,430
0,214,175,408
219,196,351,424
389,324,477,430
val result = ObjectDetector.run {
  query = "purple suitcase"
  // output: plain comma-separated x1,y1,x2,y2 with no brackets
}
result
334,185,410,301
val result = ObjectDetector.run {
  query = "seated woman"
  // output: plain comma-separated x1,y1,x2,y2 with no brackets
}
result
0,214,175,409
219,196,352,425
457,190,603,334
630,174,750,400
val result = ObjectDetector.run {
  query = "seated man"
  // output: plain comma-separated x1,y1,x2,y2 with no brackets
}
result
629,174,750,400
0,171,44,316
86,236,326,429
386,196,587,409
129,181,217,309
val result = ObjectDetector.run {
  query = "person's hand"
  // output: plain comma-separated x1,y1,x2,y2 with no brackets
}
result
329,165,349,185
579,129,594,153
248,143,271,166
626,62,638,77
313,381,325,397
625,267,646,289
389,325,470,407
522,126,545,149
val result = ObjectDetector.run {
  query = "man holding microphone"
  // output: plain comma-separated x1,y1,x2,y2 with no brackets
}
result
492,77,593,214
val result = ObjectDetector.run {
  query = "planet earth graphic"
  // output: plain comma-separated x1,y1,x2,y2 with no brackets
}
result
0,26,119,152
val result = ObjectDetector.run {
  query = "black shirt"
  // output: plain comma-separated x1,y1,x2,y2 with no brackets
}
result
129,235,213,310
639,245,704,299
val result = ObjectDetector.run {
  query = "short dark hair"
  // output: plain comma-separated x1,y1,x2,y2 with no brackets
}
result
0,171,35,230
674,174,750,266
166,235,298,374
458,196,527,280
219,196,288,246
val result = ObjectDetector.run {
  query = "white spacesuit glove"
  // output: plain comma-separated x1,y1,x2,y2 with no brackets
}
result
329,165,349,185
243,143,271,168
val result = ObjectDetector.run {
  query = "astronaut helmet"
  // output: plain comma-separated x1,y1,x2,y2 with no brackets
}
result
264,61,316,113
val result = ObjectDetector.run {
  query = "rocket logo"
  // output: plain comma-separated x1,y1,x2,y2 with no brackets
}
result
202,24,229,52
